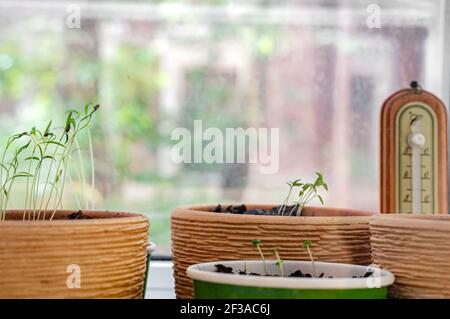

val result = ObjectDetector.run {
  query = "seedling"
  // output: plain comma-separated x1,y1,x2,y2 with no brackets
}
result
303,240,316,278
277,179,302,216
273,246,284,277
0,104,99,221
281,172,328,216
215,172,328,217
252,239,267,275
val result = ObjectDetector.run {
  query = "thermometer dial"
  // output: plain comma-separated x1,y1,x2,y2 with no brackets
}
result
381,83,448,214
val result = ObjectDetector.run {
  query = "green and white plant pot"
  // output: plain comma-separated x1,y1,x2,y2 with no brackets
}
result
187,260,394,299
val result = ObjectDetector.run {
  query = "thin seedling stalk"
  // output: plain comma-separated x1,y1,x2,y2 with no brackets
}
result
279,184,293,216
306,245,316,278
273,248,284,277
252,239,268,275
87,128,95,210
257,246,267,275
303,240,316,278
23,134,46,220
40,118,72,217
0,134,26,218
0,105,98,222
37,134,66,218
67,169,83,210
49,141,75,220
74,138,88,209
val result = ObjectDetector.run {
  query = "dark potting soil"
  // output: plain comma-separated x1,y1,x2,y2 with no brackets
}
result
215,264,234,274
213,204,299,216
66,210,93,220
214,264,373,279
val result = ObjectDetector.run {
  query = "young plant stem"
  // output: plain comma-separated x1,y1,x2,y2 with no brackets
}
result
0,134,28,218
287,173,328,216
67,169,82,210
74,138,88,209
273,248,284,277
46,110,96,219
87,128,95,210
49,143,74,220
306,246,315,277
279,185,293,216
37,134,65,219
2,138,33,219
303,240,315,277
0,105,98,222
24,141,38,220
25,136,46,220
252,240,267,275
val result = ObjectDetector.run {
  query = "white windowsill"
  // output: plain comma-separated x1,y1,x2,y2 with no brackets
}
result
145,260,176,299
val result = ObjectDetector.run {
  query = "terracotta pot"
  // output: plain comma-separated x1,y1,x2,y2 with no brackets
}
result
0,210,149,298
171,204,375,299
370,214,450,298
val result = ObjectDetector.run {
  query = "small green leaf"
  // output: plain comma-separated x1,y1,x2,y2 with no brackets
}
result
252,239,260,246
65,113,73,133
44,120,52,136
84,103,90,115
41,140,66,148
17,141,31,154
66,109,80,117
36,144,44,158
317,195,324,205
12,172,33,178
303,240,312,248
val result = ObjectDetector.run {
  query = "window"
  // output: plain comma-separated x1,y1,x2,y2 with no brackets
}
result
0,0,448,256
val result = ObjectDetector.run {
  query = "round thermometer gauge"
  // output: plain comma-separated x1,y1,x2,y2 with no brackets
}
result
381,83,448,214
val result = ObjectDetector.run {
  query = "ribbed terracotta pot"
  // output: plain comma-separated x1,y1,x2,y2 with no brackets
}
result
0,210,149,298
370,214,450,298
171,204,375,299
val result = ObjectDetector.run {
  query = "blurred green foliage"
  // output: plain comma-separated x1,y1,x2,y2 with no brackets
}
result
0,12,282,249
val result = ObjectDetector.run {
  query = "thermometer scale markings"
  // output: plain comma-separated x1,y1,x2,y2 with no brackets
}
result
396,103,436,214
408,117,425,214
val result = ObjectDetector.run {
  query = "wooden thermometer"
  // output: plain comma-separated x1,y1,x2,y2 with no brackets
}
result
381,82,448,214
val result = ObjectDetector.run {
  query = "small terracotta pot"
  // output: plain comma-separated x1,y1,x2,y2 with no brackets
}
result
370,214,450,298
171,204,375,299
0,210,149,298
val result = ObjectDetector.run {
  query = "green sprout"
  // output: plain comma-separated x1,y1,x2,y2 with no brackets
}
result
277,178,302,216
252,239,267,275
0,104,99,221
285,172,328,216
303,240,316,278
273,246,284,277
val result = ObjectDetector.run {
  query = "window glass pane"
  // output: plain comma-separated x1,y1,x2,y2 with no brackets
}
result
0,0,446,254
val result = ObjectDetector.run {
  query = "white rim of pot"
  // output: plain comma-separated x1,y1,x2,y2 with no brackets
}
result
187,260,395,290
147,242,157,254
